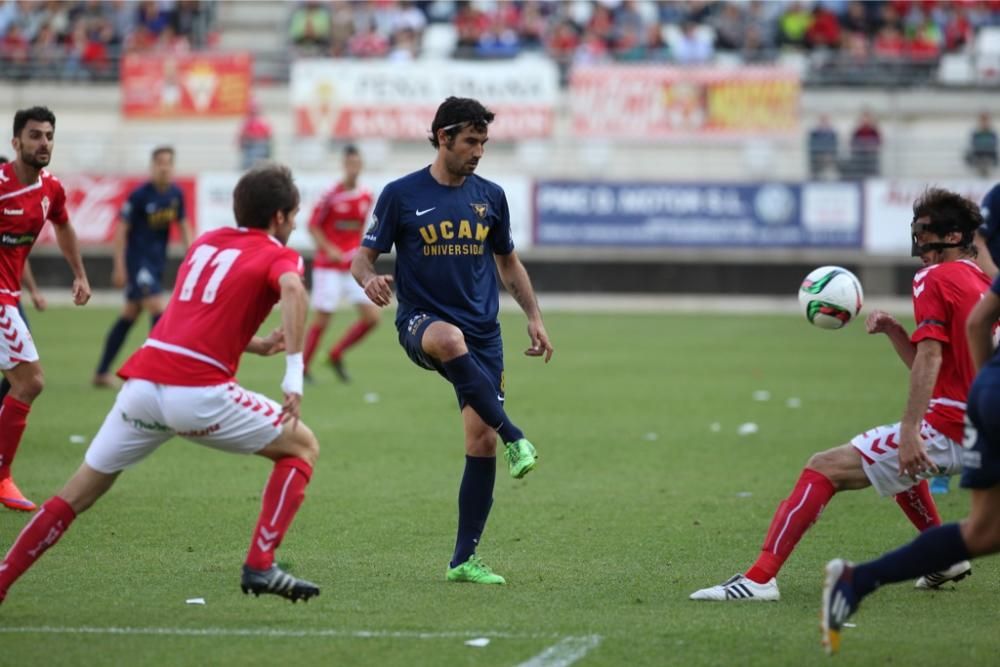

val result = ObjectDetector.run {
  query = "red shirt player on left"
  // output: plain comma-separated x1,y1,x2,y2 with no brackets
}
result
0,163,323,605
0,107,91,512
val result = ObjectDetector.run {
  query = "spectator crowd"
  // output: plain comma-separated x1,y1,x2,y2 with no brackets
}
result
288,0,1000,70
0,0,215,80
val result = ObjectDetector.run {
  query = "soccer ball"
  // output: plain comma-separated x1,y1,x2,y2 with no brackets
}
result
798,266,864,330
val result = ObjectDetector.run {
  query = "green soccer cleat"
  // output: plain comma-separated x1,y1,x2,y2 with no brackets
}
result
446,554,506,585
503,438,537,479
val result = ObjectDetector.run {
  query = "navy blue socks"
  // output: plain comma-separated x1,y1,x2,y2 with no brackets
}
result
451,455,496,568
96,317,135,374
852,523,971,599
442,354,524,443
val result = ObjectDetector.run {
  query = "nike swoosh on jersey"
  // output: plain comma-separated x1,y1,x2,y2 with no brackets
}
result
416,207,436,216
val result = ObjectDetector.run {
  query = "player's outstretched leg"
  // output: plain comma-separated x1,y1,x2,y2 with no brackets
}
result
691,467,834,601
242,456,319,603
94,316,136,387
0,496,77,602
820,559,859,655
441,354,537,479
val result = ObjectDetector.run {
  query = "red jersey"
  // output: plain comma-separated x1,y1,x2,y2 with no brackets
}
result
308,183,372,270
910,258,991,441
0,162,68,305
119,227,304,386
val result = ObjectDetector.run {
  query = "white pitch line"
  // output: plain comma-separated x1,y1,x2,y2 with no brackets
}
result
0,626,564,641
516,635,603,667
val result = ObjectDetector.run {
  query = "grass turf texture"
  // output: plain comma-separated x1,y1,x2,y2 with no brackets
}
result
1,306,998,666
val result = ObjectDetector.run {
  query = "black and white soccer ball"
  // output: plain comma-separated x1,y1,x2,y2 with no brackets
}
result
798,266,864,330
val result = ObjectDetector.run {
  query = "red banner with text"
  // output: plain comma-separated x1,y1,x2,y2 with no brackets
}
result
121,53,252,118
570,66,800,139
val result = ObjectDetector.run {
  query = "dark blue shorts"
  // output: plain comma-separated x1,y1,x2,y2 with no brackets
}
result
961,372,1000,490
397,311,505,408
125,265,163,302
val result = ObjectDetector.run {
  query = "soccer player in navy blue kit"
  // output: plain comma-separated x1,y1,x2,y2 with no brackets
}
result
821,184,1000,654
352,97,554,585
93,146,191,387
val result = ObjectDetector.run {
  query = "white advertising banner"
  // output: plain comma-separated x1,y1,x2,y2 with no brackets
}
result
196,171,533,252
865,179,994,254
290,59,559,140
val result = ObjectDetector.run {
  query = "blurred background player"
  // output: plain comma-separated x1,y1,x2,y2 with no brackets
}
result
0,106,91,512
822,184,1000,655
303,144,378,383
352,97,553,585
93,146,191,388
0,163,321,604
691,188,986,602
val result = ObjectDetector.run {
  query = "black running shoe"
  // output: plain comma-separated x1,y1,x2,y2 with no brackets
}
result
241,564,320,603
330,357,351,383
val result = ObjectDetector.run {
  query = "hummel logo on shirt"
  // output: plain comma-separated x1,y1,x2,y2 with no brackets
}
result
416,207,436,216
3,209,23,216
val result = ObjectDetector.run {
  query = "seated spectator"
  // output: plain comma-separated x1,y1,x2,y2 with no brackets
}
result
966,112,999,176
808,114,839,180
347,19,389,58
454,1,489,56
518,1,548,50
906,12,942,61
806,5,841,50
712,2,747,51
671,20,713,64
872,24,905,60
842,1,873,37
289,1,331,50
777,2,812,49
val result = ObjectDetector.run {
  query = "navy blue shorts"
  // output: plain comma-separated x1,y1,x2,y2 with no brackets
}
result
397,311,505,408
961,371,1000,490
125,265,163,302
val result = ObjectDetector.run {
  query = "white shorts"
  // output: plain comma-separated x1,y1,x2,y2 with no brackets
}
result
0,305,39,370
851,421,964,496
85,379,283,474
310,267,370,313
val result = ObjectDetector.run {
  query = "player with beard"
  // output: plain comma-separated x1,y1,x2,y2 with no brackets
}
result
0,106,91,512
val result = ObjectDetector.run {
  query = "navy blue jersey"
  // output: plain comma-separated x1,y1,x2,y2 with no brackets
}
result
122,182,185,276
363,167,515,338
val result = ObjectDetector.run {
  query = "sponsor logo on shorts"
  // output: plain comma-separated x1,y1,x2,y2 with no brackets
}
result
121,411,170,432
406,313,431,336
176,423,221,437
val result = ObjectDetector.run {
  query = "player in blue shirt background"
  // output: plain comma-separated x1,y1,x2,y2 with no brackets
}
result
352,97,554,585
93,146,191,387
821,183,1000,655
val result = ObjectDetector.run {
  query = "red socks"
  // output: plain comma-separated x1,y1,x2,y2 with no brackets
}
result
331,320,375,361
0,395,31,479
894,479,941,532
245,457,312,571
745,468,836,584
0,496,76,600
303,324,325,371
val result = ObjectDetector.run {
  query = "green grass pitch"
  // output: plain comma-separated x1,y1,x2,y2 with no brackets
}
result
0,305,997,666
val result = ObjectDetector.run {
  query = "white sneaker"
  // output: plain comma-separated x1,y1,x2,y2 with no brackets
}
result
915,560,972,589
689,574,780,601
